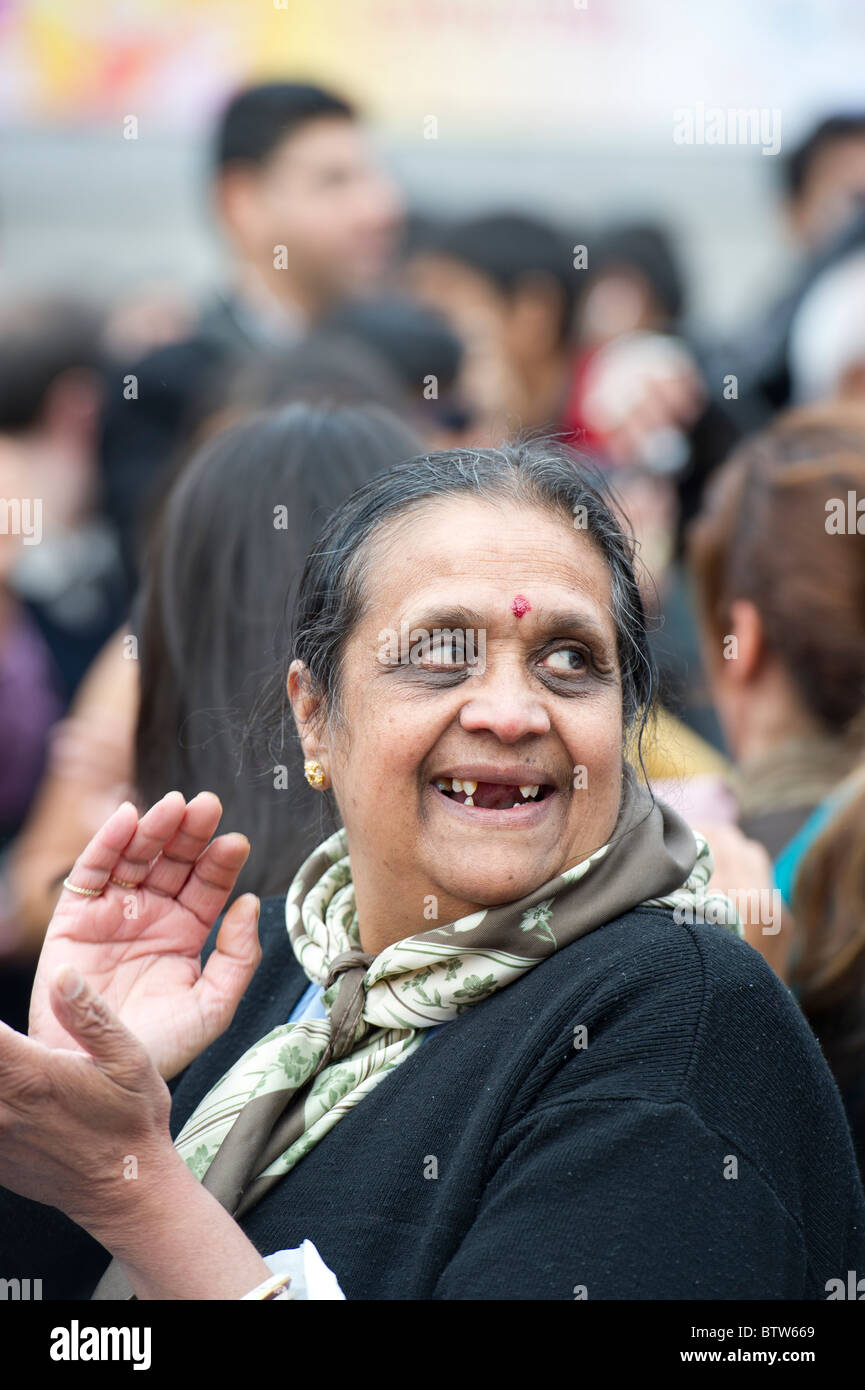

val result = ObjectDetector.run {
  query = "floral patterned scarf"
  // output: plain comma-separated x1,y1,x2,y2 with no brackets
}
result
93,768,739,1299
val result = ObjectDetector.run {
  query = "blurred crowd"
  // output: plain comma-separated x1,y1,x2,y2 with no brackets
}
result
2,83,865,1180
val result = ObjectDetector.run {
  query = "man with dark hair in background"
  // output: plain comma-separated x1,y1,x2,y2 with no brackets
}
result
402,212,578,434
784,114,865,253
101,81,404,591
570,113,865,512
720,112,865,422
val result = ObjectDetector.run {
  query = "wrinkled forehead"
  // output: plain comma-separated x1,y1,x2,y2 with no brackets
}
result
353,494,617,634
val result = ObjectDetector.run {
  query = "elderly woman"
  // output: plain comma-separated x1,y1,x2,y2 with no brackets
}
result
0,441,862,1300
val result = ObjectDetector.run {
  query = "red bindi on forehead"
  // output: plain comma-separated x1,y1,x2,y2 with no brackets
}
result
510,594,531,619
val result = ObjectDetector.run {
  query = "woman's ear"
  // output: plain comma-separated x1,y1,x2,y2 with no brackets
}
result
287,660,328,764
725,599,765,683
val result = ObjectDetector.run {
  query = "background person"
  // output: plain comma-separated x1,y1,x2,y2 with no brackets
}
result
686,401,865,859
401,212,578,435
0,404,423,1012
100,81,404,593
791,761,865,1180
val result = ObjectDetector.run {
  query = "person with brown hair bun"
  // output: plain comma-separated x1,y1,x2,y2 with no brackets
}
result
687,401,865,860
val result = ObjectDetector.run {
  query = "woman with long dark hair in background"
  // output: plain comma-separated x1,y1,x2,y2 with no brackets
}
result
1,403,423,983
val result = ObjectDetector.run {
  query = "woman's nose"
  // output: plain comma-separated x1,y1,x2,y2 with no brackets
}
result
457,670,551,742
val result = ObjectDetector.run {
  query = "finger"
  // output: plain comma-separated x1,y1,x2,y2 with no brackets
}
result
103,790,189,888
0,1016,39,1083
630,394,670,436
139,792,224,898
604,429,633,467
0,1021,62,1130
609,418,646,466
176,834,252,926
654,372,704,424
49,966,149,1088
192,894,261,1039
61,800,141,897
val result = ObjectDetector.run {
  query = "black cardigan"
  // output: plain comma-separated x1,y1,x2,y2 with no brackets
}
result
3,897,864,1300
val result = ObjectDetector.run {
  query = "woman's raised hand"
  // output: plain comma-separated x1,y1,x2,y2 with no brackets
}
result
28,791,261,1079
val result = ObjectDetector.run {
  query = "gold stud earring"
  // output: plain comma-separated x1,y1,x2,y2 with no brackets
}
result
304,759,326,789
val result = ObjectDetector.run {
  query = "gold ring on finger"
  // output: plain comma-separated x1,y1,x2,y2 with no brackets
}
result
62,877,104,898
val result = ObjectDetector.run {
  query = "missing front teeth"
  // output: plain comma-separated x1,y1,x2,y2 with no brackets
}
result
433,778,548,809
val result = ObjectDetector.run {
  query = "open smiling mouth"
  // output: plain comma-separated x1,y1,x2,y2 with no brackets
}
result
432,777,555,810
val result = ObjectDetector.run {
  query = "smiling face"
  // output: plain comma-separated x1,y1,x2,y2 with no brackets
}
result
289,496,625,956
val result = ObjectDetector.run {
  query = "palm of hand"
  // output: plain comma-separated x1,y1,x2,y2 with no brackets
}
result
29,793,261,1079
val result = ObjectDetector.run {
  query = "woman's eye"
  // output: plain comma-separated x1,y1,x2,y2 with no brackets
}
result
419,640,464,667
542,647,587,674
